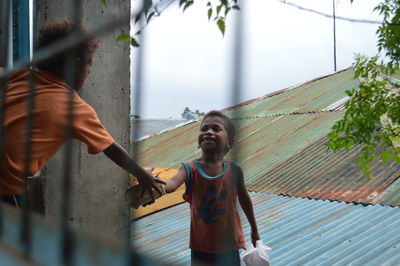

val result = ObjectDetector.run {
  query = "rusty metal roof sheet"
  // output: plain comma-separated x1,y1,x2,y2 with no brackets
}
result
132,192,400,266
246,136,400,206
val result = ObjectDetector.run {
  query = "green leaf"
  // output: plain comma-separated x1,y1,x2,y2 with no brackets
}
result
216,5,222,16
116,33,130,42
179,0,186,7
208,8,212,21
225,7,231,16
232,5,240,10
116,33,140,47
100,0,108,6
130,37,140,47
394,154,400,165
183,0,193,12
381,149,393,163
217,19,225,36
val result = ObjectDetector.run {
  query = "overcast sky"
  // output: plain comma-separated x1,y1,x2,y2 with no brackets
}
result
131,0,382,119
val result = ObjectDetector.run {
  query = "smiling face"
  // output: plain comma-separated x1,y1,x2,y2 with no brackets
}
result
198,116,230,154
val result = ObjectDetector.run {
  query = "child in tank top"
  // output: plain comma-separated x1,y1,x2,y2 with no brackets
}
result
163,110,260,266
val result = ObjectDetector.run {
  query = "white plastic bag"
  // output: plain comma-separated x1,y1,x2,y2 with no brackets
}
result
240,240,272,266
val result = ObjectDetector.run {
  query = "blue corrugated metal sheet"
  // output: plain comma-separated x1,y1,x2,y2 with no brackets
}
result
132,192,400,266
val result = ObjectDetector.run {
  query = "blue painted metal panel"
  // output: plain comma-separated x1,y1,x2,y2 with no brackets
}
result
132,192,400,265
12,0,30,62
0,204,164,265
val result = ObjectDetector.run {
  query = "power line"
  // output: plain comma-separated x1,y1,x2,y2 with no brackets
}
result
333,0,337,71
276,0,382,25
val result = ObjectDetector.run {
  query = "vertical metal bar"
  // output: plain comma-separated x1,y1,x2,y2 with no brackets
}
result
129,6,146,264
15,0,34,256
0,77,5,237
19,69,35,257
60,62,75,266
0,0,12,68
131,27,145,142
333,0,337,72
0,0,12,237
60,1,82,265
231,0,245,162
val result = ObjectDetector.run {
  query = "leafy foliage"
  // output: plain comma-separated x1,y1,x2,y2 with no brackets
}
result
327,0,400,177
110,0,239,47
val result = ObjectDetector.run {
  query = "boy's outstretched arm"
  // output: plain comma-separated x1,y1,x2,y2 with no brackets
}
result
236,163,260,247
164,165,187,193
103,142,166,201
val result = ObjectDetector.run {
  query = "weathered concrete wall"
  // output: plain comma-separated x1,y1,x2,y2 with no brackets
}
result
35,0,131,239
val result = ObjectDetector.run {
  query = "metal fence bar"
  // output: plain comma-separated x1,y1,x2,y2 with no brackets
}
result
230,0,245,162
19,69,35,257
16,0,34,256
0,0,12,238
60,1,83,264
129,2,147,264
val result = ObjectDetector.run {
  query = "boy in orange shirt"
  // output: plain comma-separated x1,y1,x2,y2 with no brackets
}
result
0,20,164,207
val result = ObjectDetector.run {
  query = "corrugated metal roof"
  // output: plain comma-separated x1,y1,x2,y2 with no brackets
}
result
223,68,357,117
131,68,400,205
132,192,400,266
246,136,400,206
132,111,400,205
132,112,343,169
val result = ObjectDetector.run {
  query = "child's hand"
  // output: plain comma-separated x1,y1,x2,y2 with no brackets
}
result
138,172,166,204
251,230,260,247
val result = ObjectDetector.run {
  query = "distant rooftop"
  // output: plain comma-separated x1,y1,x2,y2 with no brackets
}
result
130,118,187,140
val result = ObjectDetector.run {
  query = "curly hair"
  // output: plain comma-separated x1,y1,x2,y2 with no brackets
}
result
35,19,99,73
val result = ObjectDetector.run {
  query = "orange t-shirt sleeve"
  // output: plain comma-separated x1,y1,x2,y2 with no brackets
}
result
72,96,115,154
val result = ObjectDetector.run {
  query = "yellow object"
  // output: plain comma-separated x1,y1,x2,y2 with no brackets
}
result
130,168,185,219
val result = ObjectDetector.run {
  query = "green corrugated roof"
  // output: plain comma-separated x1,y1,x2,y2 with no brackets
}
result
224,67,357,117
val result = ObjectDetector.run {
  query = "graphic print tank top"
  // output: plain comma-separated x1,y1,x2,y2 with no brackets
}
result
182,159,245,253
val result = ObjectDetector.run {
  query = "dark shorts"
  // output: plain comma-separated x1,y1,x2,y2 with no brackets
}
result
191,249,240,266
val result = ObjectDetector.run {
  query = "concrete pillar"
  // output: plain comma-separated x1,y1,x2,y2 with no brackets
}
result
35,0,131,239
